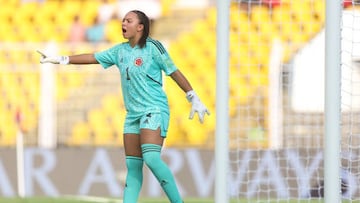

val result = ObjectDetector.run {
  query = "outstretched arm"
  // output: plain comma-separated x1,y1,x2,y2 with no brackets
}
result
68,54,98,64
170,70,210,123
38,51,98,65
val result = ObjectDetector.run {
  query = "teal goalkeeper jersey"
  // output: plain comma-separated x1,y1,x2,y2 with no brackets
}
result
94,38,178,116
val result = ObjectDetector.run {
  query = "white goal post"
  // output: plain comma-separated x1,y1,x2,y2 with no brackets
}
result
324,0,341,202
215,0,230,203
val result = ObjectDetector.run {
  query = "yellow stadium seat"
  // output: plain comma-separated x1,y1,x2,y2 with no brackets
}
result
0,25,17,42
56,74,70,101
56,86,68,102
6,87,22,109
66,72,84,87
36,24,54,41
105,101,124,125
230,76,253,105
114,132,124,146
168,44,185,65
291,31,310,46
18,107,38,133
201,34,216,57
192,20,210,36
80,1,101,26
165,120,185,146
102,94,119,108
255,21,277,42
0,73,15,90
301,19,322,38
0,7,14,27
184,120,208,146
87,108,115,145
251,5,270,23
22,2,39,14
0,128,17,146
235,20,255,36
0,112,17,146
204,108,215,130
278,22,301,43
272,5,292,24
205,7,217,29
68,122,92,146
88,108,107,126
0,5,12,22
56,71,86,100
314,0,325,22
22,72,39,86
0,51,7,64
32,10,54,31
110,112,125,135
248,65,269,87
0,95,6,111
229,97,238,117
105,19,127,43
253,45,270,65
6,50,24,63
93,125,115,146
230,6,248,22
60,0,82,23
56,10,72,27
290,1,309,16
169,86,188,106
102,94,123,116
14,2,39,30
160,0,174,16
230,34,244,48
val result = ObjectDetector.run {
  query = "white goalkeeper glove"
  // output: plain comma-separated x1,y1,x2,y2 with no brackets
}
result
186,90,210,123
37,50,69,65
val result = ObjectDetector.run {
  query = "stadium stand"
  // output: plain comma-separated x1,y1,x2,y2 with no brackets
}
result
0,0,330,148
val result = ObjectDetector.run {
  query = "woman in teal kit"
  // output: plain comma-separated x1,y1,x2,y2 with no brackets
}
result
39,10,209,203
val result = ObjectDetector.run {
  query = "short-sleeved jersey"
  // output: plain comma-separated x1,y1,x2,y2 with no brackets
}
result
94,38,178,116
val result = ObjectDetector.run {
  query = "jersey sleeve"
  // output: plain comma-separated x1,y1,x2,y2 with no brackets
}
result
94,45,121,69
149,39,178,75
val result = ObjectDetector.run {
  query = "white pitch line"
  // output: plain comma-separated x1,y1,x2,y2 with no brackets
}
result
63,195,123,203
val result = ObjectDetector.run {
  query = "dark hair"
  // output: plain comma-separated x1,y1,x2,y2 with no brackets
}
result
131,10,150,48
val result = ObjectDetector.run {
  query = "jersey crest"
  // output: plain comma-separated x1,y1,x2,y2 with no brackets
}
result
134,57,143,66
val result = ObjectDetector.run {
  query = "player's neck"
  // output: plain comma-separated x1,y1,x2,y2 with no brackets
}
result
129,36,141,48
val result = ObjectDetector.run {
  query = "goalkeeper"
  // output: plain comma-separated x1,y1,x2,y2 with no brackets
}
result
39,10,209,203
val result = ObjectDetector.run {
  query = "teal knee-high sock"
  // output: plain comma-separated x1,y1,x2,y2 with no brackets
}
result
141,144,183,203
123,156,143,203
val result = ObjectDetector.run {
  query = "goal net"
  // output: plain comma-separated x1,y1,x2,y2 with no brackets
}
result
227,0,360,201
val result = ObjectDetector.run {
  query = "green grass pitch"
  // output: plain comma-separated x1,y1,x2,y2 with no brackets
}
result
0,197,339,203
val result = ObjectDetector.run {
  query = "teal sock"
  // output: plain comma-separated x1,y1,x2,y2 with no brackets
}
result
141,144,183,203
123,156,143,203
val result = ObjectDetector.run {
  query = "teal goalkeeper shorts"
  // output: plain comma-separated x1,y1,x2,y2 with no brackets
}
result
123,112,169,137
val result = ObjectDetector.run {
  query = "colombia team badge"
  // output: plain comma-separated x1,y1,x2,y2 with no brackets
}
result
134,57,143,66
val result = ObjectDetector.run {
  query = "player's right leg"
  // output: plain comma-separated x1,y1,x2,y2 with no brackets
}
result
123,131,143,203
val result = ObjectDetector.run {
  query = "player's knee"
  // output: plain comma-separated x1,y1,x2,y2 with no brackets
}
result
125,156,143,170
141,144,162,169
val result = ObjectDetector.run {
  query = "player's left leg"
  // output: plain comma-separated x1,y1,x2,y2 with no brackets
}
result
139,113,183,203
